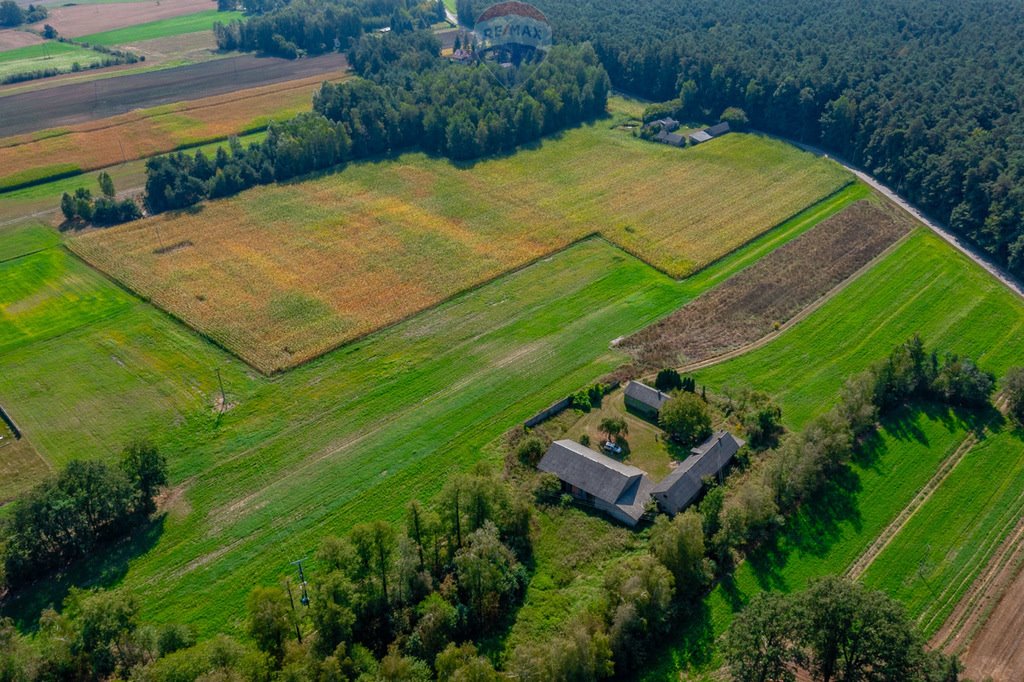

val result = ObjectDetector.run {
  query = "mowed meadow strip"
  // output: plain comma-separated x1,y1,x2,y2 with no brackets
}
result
0,72,347,189
70,129,851,373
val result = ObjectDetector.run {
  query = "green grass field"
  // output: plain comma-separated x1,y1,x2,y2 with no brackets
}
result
78,10,244,47
862,427,1024,636
0,179,863,634
0,41,106,81
632,229,1024,679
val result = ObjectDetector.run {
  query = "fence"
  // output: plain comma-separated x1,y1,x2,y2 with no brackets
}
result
0,405,21,440
523,381,620,429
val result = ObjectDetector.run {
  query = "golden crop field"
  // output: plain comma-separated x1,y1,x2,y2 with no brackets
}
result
69,126,851,373
0,72,347,190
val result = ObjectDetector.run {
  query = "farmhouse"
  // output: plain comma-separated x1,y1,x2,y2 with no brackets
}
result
538,439,653,526
624,380,671,419
687,130,712,144
651,430,745,515
647,117,680,131
688,122,731,145
706,122,731,137
655,129,686,147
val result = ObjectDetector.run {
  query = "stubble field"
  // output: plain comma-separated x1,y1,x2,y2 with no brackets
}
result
70,126,851,372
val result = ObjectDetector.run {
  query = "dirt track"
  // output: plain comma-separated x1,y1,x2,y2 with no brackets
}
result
0,52,348,137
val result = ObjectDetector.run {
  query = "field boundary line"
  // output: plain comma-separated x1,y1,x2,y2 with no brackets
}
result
671,228,915,376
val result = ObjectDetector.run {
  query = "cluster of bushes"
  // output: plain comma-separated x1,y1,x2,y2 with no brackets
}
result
724,576,962,682
0,0,45,27
143,37,608,214
213,0,445,58
1,441,167,591
60,172,141,226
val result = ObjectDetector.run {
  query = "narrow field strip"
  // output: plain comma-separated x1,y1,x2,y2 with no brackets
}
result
846,431,979,580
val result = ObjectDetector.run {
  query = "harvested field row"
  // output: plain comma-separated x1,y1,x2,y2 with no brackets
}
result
0,71,347,189
77,10,242,47
0,51,348,137
620,199,914,369
69,129,851,373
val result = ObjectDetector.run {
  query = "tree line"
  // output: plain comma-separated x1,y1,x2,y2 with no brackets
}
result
213,0,445,58
1,441,167,592
142,36,608,214
494,0,1024,281
0,464,531,681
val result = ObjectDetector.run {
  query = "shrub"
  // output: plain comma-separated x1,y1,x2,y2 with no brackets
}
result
655,368,683,392
1005,367,1024,424
659,392,712,448
516,436,545,466
571,389,593,412
534,473,562,505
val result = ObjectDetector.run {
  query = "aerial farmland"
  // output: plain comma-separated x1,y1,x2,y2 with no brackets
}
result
1,1,1024,680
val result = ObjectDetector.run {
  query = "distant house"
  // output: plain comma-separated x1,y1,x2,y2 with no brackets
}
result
654,129,686,147
624,380,672,419
687,130,712,145
647,117,680,132
651,431,745,515
538,439,653,526
705,121,731,137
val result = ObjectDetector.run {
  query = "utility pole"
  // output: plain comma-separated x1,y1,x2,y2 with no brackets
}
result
284,579,303,643
215,368,226,412
291,558,310,606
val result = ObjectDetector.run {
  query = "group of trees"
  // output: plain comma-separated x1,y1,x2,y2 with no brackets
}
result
143,36,608,214
511,510,710,678
236,463,529,679
213,0,445,57
724,576,961,682
514,0,1024,279
1,441,167,591
60,172,141,226
0,0,46,27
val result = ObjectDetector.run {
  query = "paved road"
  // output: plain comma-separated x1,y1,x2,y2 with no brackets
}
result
0,52,349,137
785,136,1024,301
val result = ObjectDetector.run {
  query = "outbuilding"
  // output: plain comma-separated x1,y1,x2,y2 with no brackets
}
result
651,431,745,515
624,380,672,419
538,439,653,526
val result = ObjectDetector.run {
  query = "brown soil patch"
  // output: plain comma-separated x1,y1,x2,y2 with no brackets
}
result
32,0,215,38
0,29,43,51
620,200,915,371
932,517,1024,681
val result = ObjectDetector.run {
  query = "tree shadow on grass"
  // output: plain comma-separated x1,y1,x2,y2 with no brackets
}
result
641,596,716,679
1,515,166,632
746,465,863,593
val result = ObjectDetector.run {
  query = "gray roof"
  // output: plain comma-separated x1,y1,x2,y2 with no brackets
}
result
688,130,712,143
705,122,731,136
648,117,679,130
654,130,685,146
624,380,671,411
652,431,745,513
538,440,653,522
